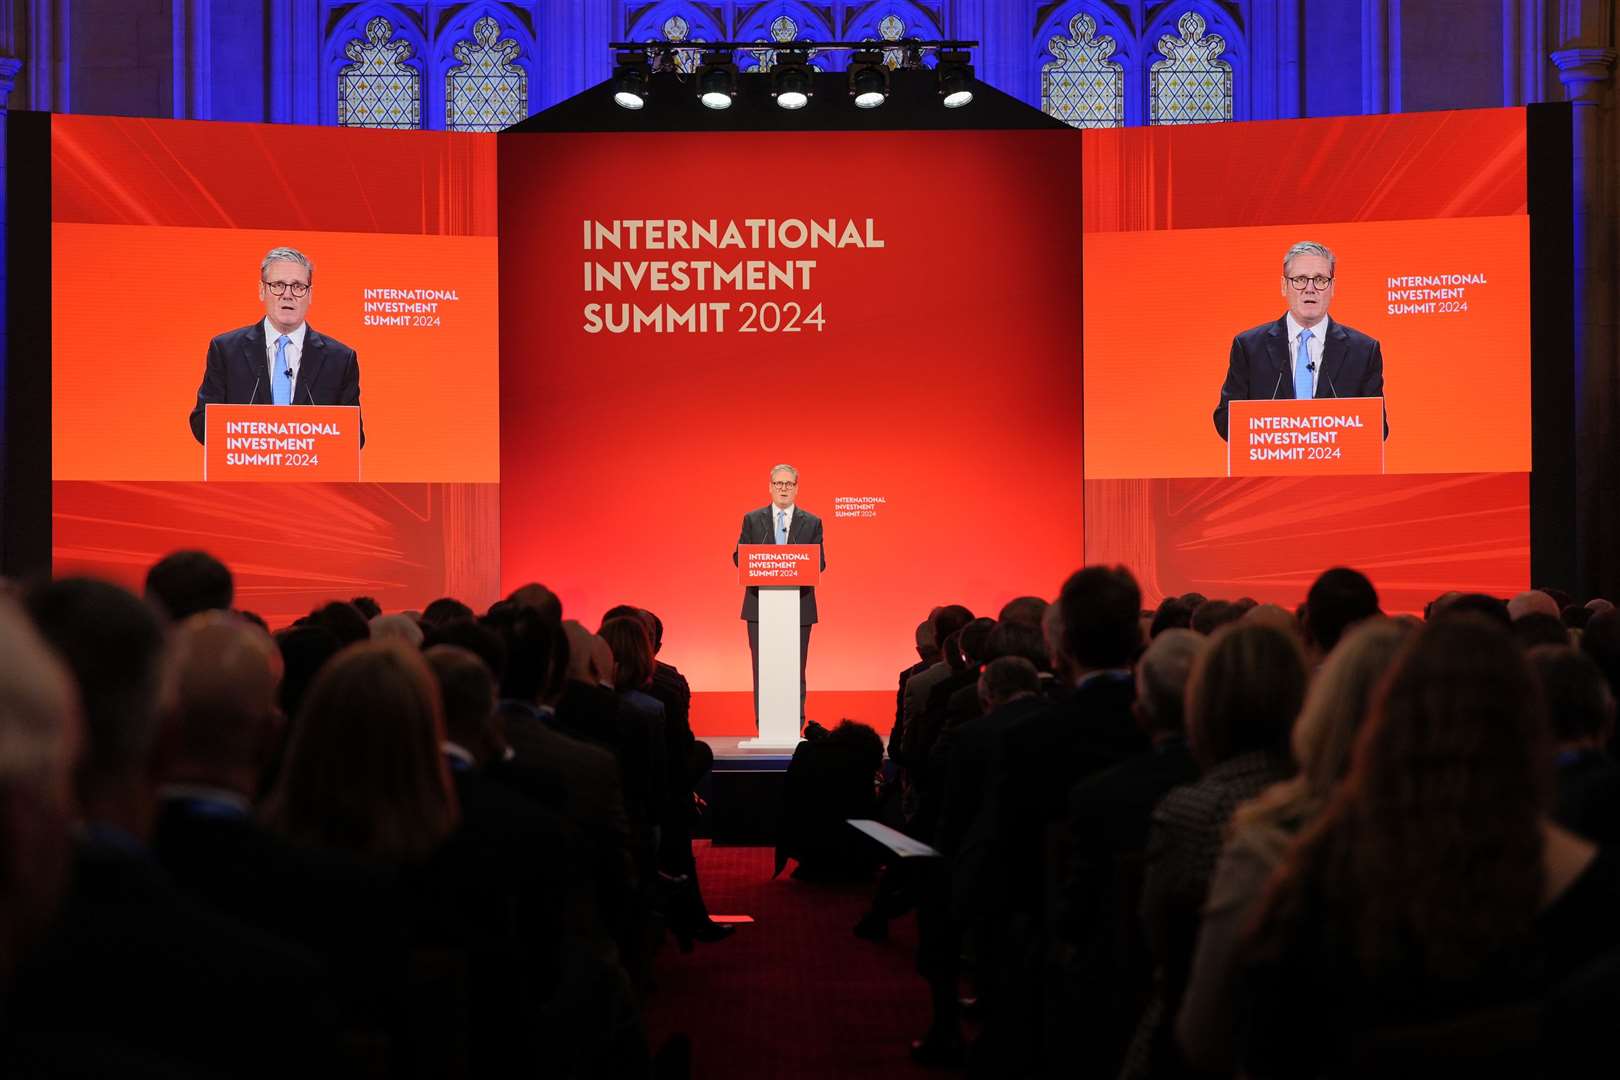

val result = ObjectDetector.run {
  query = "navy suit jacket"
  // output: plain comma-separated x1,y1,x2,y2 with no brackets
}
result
1212,316,1387,440
189,321,364,446
733,505,826,624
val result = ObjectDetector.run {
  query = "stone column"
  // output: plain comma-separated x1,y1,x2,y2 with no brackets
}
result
1551,45,1618,598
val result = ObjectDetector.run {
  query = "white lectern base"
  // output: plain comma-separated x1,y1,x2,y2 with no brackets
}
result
753,586,805,748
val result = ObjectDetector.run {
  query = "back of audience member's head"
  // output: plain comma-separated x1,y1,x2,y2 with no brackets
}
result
1235,619,1412,840
931,605,975,657
1580,610,1620,702
1589,598,1617,615
348,595,382,620
420,596,474,628
1529,645,1615,749
1231,597,1259,616
1059,565,1142,672
642,609,666,655
1185,621,1307,772
25,579,166,800
305,600,370,647
144,550,233,621
1150,597,1194,638
0,601,82,980
953,617,997,671
235,609,268,633
914,618,940,663
1304,567,1381,655
369,612,424,648
823,719,885,776
598,603,653,636
1243,603,1302,639
1256,614,1549,984
1181,592,1209,609
562,620,613,686
164,614,282,789
1537,586,1574,611
1191,599,1239,636
424,645,499,763
273,625,342,721
263,641,457,862
424,617,508,684
1436,592,1512,627
489,604,570,706
978,656,1041,712
506,583,563,622
1508,589,1561,622
599,616,655,692
1133,628,1207,738
984,619,1050,671
1511,612,1569,650
997,595,1049,629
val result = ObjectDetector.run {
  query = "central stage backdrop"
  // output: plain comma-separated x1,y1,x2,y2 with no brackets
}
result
498,131,1085,731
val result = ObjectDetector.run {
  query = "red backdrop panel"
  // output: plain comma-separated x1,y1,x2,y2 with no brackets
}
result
52,481,500,627
1083,472,1528,613
498,130,1085,700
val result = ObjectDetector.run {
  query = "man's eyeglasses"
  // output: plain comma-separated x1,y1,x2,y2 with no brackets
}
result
1285,275,1333,291
263,280,312,297
771,480,798,488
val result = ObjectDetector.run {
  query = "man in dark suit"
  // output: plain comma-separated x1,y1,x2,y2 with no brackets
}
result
732,463,826,723
188,246,363,445
1213,240,1387,440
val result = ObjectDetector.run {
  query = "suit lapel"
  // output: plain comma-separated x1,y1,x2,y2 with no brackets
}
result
1318,321,1348,398
1266,317,1292,398
296,328,327,405
785,509,801,544
242,322,269,404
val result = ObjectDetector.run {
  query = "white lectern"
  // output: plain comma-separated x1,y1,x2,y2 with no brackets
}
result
736,543,821,749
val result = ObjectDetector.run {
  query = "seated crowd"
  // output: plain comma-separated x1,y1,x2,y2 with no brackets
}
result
1,550,1618,1077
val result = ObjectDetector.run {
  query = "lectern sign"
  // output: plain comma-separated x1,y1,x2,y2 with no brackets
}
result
1228,397,1385,477
204,405,362,482
737,544,822,587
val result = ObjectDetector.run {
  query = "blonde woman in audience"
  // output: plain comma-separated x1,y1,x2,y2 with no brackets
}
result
1176,618,1411,1071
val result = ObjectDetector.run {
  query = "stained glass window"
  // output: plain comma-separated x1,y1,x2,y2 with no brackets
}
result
659,16,703,74
445,16,527,131
1042,13,1124,128
1149,11,1232,125
747,14,822,73
338,16,421,129
873,14,908,69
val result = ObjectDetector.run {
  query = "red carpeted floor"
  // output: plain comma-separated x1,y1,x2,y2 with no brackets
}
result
643,843,937,1079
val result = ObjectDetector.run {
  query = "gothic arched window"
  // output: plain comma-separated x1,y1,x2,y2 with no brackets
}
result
743,14,825,73
1149,11,1233,124
1042,13,1125,128
338,16,421,129
445,16,527,131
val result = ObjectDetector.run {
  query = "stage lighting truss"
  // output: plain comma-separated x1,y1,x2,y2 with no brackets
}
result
607,39,978,112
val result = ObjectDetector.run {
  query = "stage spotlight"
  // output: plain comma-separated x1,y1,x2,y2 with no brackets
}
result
697,52,739,110
936,49,975,108
772,50,813,110
848,50,889,109
612,52,650,110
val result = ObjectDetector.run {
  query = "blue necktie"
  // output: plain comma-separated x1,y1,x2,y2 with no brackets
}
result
273,334,292,405
775,510,787,544
1294,328,1314,400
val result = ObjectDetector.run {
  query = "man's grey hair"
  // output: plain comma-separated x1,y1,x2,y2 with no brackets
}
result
1283,241,1335,277
1136,628,1207,731
769,463,799,481
261,246,314,282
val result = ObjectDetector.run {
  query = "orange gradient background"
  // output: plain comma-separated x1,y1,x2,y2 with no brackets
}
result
1083,214,1530,477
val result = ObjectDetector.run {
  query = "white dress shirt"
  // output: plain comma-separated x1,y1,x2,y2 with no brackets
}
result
1285,312,1329,396
264,317,307,394
772,503,795,540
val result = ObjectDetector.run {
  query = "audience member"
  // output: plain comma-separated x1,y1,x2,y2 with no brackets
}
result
776,720,884,881
891,615,942,762
1056,628,1206,1078
1508,589,1561,621
1512,610,1571,649
1123,620,1307,1078
1240,615,1620,1078
1150,596,1195,639
898,604,974,769
17,580,334,1077
143,549,233,621
302,599,371,646
370,611,425,647
1177,618,1411,1071
507,582,564,621
421,596,475,627
1302,566,1380,660
349,595,382,620
1530,645,1620,845
1190,599,1240,635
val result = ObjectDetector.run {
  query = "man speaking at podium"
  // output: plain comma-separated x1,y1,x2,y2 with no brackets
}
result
734,464,826,725
1213,240,1387,440
188,246,364,445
